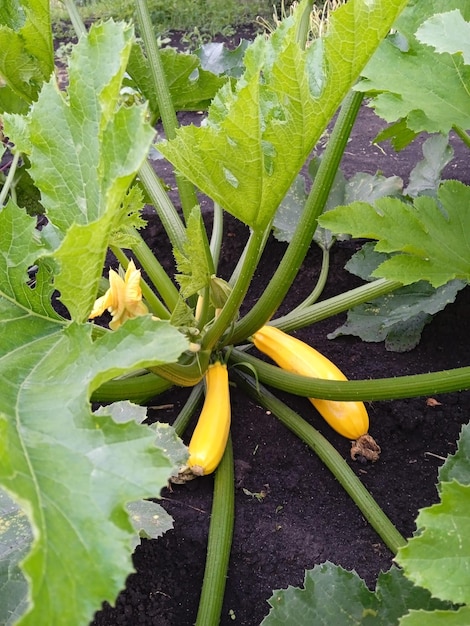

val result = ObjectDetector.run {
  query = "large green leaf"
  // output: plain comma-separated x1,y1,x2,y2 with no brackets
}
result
318,180,470,287
416,10,470,64
396,480,470,606
0,18,189,624
160,0,408,232
0,490,30,626
0,0,53,111
0,312,187,626
329,244,466,351
127,43,228,122
396,423,470,608
3,19,155,322
262,563,449,625
357,1,470,133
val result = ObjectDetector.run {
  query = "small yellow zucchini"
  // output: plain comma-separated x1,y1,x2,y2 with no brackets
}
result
187,361,231,476
252,326,379,460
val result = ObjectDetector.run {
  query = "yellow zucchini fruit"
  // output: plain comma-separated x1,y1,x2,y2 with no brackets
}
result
252,325,370,441
187,361,231,476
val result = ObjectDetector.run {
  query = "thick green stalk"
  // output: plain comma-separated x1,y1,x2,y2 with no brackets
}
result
230,90,364,344
195,435,234,626
135,0,198,221
110,245,172,319
138,160,186,253
202,228,268,352
274,278,402,332
287,244,330,314
91,371,172,403
233,370,406,554
229,348,470,401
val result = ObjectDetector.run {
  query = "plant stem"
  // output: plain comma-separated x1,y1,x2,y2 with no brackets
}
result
452,125,470,150
295,0,315,48
233,369,406,554
273,277,402,331
202,228,268,352
0,150,20,207
229,348,470,401
61,0,87,36
195,435,234,626
172,382,204,437
138,159,187,253
91,371,172,403
230,90,364,344
287,244,330,314
110,244,172,319
135,0,198,221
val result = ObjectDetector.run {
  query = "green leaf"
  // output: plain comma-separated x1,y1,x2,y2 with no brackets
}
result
127,43,228,122
328,244,466,352
0,199,54,316
416,9,470,64
400,606,470,626
329,279,465,352
358,1,470,133
262,563,449,625
396,480,470,606
345,172,404,204
160,0,408,232
439,422,470,486
0,0,54,111
0,490,30,626
273,164,402,244
4,20,155,322
0,315,188,626
126,500,173,543
404,134,454,197
174,206,212,298
196,40,250,78
318,180,470,287
108,185,148,248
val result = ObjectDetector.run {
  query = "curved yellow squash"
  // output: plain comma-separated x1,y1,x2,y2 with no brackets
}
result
252,325,369,440
188,361,231,475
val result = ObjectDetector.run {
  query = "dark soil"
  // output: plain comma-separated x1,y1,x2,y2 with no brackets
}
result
90,31,470,626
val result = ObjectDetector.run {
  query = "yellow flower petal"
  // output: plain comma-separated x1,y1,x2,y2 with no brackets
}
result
89,260,149,329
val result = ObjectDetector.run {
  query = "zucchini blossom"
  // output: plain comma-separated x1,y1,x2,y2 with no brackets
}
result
89,259,148,330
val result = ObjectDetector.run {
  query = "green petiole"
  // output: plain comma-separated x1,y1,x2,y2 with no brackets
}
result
135,0,198,222
229,348,470,401
138,160,187,253
273,278,402,331
233,369,406,554
202,228,269,352
91,371,172,404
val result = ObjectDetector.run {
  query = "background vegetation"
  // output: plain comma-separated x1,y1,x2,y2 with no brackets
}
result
50,0,291,39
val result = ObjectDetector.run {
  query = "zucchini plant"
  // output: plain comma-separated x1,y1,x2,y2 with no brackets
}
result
0,0,469,624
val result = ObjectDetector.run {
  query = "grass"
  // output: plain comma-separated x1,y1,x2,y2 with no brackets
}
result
51,0,284,39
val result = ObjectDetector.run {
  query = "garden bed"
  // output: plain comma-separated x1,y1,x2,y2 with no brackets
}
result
90,99,470,625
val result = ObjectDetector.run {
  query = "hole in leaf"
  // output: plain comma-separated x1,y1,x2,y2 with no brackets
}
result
223,167,239,188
